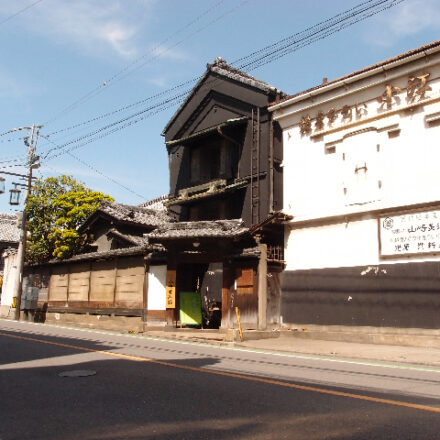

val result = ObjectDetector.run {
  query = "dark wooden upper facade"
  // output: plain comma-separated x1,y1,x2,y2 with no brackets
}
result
163,57,284,228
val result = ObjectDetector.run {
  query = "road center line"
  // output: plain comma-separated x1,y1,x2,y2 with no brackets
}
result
2,331,440,414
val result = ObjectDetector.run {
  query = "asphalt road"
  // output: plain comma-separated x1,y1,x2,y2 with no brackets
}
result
1,319,440,440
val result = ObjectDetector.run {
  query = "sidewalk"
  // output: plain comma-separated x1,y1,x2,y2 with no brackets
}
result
237,336,440,367
143,328,440,368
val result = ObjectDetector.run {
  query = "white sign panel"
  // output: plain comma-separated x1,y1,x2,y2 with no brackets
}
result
380,210,440,256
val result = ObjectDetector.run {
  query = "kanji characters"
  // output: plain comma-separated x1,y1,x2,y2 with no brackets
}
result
377,85,402,110
299,115,312,136
407,73,431,102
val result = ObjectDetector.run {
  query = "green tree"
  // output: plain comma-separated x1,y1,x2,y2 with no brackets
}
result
26,175,113,263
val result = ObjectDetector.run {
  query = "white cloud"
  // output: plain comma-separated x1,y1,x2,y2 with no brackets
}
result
0,67,39,100
0,0,156,59
148,76,169,88
149,43,189,62
387,0,440,37
368,0,440,46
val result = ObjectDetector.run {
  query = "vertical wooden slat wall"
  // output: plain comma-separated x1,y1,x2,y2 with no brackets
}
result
115,257,144,307
48,256,145,309
67,263,90,302
90,260,116,304
48,266,69,302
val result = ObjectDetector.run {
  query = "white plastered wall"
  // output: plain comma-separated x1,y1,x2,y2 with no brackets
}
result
285,218,379,271
275,55,440,270
0,252,19,317
147,265,166,310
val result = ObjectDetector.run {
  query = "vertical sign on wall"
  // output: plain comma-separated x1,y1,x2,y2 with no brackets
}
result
166,269,176,308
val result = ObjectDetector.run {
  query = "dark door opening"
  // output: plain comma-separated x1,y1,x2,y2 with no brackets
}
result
177,262,223,328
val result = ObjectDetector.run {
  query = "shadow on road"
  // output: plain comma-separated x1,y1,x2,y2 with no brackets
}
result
1,326,440,440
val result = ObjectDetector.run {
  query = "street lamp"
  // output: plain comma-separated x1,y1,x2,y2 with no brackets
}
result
0,176,5,194
9,185,21,205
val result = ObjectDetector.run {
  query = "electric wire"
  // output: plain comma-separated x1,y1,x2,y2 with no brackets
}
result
0,0,44,26
67,151,146,200
233,0,379,66
43,0,248,125
42,90,188,159
43,77,198,138
27,0,405,203
40,134,146,199
239,0,403,72
41,0,404,162
43,0,402,148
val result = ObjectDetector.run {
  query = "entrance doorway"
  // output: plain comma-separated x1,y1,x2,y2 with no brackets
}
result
176,262,223,328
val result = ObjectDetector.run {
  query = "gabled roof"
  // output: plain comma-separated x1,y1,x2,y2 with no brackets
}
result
163,57,284,136
107,229,149,246
148,219,248,241
0,213,20,243
79,201,172,232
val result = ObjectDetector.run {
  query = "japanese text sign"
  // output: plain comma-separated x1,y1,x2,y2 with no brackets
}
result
165,269,176,309
380,210,440,257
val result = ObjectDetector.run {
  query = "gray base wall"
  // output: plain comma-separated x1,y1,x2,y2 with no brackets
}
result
44,312,144,333
281,261,440,329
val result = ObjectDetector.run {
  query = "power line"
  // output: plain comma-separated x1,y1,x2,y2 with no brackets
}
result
67,151,146,200
233,0,378,66
42,90,188,159
41,0,405,161
239,0,403,72
43,0,402,146
40,133,146,199
43,0,248,125
43,77,197,139
0,0,44,26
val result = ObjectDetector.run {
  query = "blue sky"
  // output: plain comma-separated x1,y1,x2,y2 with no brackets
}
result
0,0,439,214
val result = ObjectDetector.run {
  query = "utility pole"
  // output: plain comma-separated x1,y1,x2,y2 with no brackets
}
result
13,124,41,321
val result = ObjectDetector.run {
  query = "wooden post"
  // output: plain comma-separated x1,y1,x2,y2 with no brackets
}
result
143,258,149,323
87,261,92,306
257,243,267,330
235,307,243,341
112,258,118,307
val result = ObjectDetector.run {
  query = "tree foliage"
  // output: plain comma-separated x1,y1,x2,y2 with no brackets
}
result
26,175,113,263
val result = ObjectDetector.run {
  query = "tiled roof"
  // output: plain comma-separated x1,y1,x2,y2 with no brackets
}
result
163,57,284,135
0,213,20,243
107,229,149,246
271,39,440,107
40,242,166,265
148,219,248,241
96,201,171,227
138,194,169,211
209,57,280,94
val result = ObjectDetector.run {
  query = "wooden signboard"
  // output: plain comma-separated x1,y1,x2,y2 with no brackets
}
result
179,291,202,326
166,270,176,309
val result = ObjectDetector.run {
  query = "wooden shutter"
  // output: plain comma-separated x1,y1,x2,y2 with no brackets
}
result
236,268,254,295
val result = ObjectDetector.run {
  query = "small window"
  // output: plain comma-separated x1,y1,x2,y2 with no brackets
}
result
388,129,400,139
325,145,336,155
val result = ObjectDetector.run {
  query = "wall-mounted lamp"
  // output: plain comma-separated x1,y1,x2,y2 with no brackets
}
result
193,241,200,248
